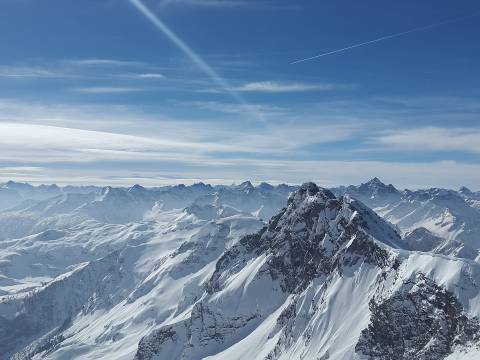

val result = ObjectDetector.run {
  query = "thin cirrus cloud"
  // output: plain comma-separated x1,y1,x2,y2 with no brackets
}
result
0,100,479,188
191,100,287,117
0,60,155,81
0,66,66,79
375,127,480,154
135,73,165,79
68,59,144,67
0,122,239,164
235,81,352,93
0,112,359,165
73,87,144,94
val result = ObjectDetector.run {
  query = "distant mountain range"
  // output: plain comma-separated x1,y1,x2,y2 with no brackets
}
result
1,179,480,359
332,178,480,260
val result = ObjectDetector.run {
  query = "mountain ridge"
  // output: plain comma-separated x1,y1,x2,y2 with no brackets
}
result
1,180,480,359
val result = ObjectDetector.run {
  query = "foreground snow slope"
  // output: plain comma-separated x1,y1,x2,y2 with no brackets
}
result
0,204,263,359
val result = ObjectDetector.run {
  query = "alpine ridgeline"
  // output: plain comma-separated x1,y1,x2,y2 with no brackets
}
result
135,183,480,360
2,182,480,359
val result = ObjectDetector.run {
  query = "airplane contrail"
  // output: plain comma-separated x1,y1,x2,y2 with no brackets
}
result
291,12,480,64
129,0,262,120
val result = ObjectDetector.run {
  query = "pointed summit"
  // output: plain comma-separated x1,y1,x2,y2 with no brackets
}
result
210,182,401,294
287,182,333,206
128,184,146,193
357,177,400,198
236,181,254,192
128,184,150,198
362,177,390,189
368,177,383,185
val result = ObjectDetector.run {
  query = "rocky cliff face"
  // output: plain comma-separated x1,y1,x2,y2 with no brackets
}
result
356,273,480,359
208,182,400,295
1,251,125,358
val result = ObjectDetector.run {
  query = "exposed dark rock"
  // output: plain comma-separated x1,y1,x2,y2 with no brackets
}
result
135,327,178,360
355,273,480,360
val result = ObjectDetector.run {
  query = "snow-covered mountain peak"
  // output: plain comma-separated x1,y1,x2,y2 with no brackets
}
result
208,183,401,295
366,176,383,186
282,183,402,248
236,180,255,193
334,177,402,209
357,177,400,197
128,183,147,193
257,182,275,192
287,181,332,206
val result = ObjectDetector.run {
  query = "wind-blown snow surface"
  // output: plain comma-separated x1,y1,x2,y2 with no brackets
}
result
0,181,290,359
1,180,480,359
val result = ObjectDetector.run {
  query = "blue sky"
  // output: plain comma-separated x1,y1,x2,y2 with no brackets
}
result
0,0,479,188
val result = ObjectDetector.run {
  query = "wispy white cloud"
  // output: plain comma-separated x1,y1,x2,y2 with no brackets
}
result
0,116,358,165
375,127,480,154
191,100,286,117
73,87,143,94
68,59,144,67
0,122,240,165
235,81,352,93
0,97,363,170
0,99,138,130
199,81,356,94
229,123,360,152
0,166,46,178
0,66,66,79
0,97,478,189
135,73,165,79
0,59,152,81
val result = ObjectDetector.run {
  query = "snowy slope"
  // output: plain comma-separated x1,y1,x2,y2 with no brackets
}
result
0,188,23,210
0,182,292,241
132,184,480,360
0,201,263,359
1,181,480,359
460,187,480,212
193,181,291,221
336,178,480,260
